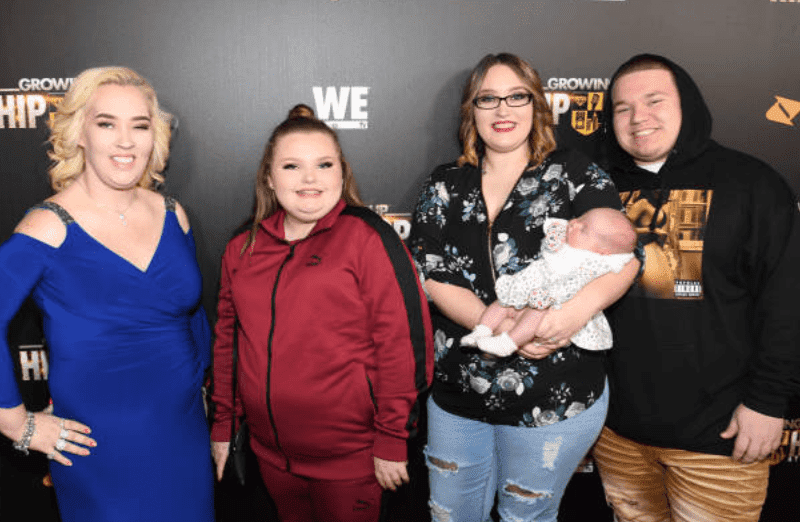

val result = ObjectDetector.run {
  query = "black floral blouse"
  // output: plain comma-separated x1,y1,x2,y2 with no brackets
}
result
409,148,623,426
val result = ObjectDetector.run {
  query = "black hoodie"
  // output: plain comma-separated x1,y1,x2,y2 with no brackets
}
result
601,54,800,455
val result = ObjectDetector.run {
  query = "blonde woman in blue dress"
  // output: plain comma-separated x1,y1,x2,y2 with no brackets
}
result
0,67,213,522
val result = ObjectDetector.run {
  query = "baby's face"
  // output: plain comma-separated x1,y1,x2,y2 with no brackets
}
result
565,218,601,252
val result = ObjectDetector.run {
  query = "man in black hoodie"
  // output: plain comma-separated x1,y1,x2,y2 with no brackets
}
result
592,54,800,522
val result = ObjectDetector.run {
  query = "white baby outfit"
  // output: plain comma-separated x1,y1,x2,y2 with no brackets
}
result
493,218,633,351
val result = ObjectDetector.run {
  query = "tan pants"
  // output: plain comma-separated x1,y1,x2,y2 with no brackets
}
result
592,427,770,522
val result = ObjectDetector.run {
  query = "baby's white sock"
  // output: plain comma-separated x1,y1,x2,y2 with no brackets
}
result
477,332,518,357
460,324,493,347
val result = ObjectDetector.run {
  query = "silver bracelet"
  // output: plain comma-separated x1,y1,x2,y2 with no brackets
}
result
12,412,36,455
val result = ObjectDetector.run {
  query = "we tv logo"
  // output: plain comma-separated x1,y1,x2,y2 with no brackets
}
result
312,86,369,129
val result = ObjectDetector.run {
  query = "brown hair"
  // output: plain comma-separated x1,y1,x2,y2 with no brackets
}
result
457,53,556,168
243,103,363,253
48,66,171,191
612,56,673,87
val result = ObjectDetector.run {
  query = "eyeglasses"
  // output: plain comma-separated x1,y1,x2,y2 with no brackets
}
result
472,92,534,110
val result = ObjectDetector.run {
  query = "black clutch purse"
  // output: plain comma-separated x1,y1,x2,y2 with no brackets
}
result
227,419,248,486
225,319,248,486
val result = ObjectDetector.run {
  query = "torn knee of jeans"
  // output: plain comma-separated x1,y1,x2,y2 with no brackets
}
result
426,454,458,473
502,480,553,503
429,500,451,522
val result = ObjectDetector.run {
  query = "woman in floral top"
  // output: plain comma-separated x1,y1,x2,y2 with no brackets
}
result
409,53,638,522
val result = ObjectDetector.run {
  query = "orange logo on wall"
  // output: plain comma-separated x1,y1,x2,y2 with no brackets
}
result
766,96,800,127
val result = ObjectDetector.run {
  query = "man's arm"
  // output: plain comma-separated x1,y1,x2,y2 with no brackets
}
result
726,167,800,461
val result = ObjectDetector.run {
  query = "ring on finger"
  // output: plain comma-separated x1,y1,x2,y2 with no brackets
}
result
549,337,557,343
47,452,56,460
59,428,70,439
55,438,67,451
59,418,65,429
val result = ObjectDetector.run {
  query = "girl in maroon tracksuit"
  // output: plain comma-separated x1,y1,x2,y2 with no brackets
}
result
210,104,433,522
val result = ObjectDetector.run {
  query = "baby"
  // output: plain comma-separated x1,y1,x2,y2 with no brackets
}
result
462,208,636,357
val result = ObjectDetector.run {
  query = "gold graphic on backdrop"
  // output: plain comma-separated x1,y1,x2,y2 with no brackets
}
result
620,189,712,300
570,91,603,136
0,92,64,129
768,418,800,465
766,95,800,127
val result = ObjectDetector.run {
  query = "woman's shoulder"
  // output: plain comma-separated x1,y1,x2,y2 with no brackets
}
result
14,199,71,248
339,205,406,245
544,147,616,195
428,160,478,181
337,207,418,272
419,161,481,201
166,196,191,233
140,190,192,233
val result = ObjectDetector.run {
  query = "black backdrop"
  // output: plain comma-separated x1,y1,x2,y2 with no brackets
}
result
2,1,799,520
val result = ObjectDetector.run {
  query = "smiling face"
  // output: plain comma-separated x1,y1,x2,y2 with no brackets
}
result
612,67,682,166
268,131,344,240
473,64,534,156
78,84,154,189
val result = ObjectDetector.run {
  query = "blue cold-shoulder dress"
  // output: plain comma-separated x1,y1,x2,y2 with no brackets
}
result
0,197,213,522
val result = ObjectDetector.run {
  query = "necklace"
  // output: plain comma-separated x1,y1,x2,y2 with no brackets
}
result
97,201,135,226
82,184,137,226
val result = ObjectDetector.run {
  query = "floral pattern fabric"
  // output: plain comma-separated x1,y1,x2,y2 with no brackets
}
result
410,149,623,427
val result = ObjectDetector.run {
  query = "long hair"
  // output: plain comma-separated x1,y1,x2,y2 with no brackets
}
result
243,104,363,253
457,53,556,168
47,66,172,191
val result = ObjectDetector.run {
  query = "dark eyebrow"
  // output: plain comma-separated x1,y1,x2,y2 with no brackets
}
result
476,86,527,95
613,90,670,107
93,113,151,121
278,155,337,163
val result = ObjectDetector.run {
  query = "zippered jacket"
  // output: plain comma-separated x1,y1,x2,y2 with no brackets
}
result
602,54,800,455
210,200,433,480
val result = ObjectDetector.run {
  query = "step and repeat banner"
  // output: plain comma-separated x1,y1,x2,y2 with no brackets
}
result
2,1,798,520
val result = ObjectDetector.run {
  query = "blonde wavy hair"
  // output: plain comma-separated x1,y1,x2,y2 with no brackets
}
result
243,103,364,253
457,53,556,168
47,66,172,191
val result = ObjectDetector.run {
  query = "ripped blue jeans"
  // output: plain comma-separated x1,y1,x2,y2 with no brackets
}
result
425,383,608,522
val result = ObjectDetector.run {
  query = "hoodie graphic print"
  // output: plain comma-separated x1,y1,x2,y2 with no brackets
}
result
620,187,711,300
